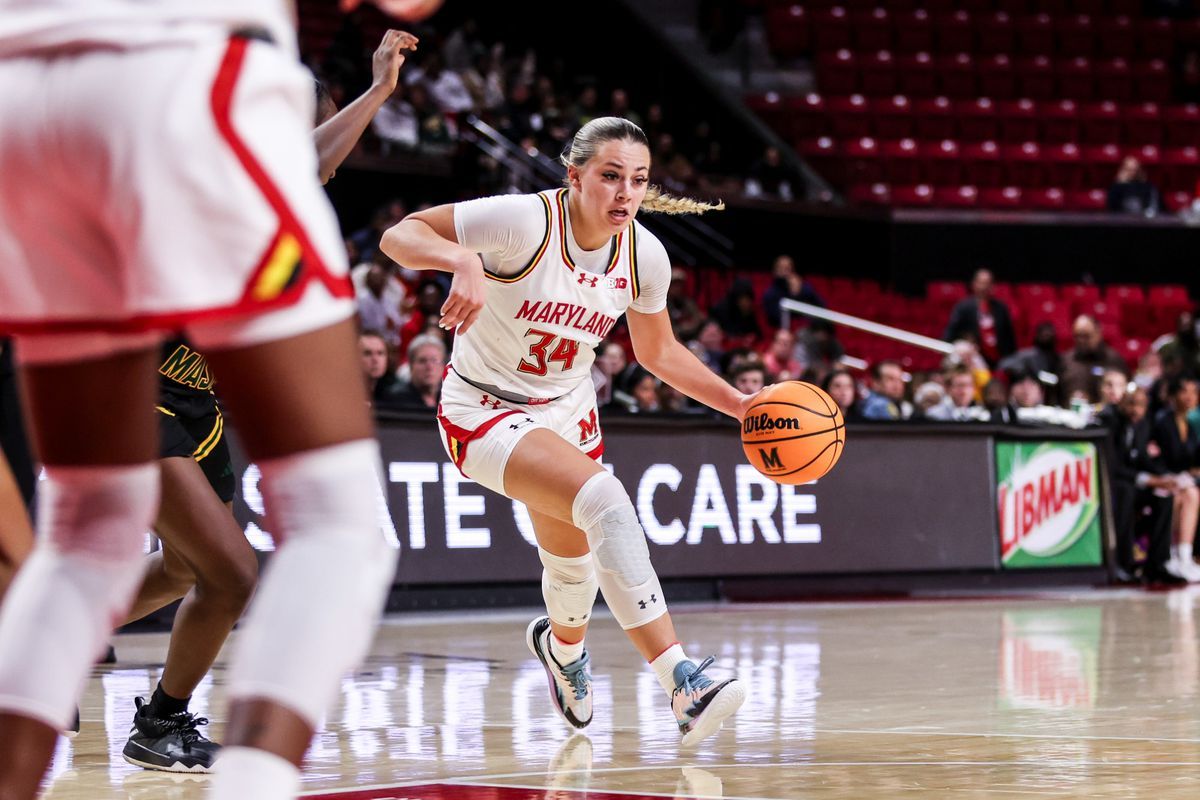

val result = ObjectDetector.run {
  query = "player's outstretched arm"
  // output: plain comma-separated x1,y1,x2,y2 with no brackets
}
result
339,0,444,21
313,29,418,184
380,205,487,333
627,308,756,420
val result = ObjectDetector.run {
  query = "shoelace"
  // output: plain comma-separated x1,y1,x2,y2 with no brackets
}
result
675,656,716,697
159,712,210,748
559,651,592,701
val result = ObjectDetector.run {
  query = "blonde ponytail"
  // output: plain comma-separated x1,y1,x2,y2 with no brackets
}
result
561,116,726,217
639,184,724,215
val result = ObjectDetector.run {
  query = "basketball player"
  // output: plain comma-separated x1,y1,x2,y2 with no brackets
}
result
0,4,411,798
380,116,751,746
114,27,417,775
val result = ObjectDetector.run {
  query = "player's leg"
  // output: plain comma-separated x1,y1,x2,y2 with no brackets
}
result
0,449,33,602
197,317,395,798
121,454,256,773
0,342,161,800
502,428,744,746
525,508,597,729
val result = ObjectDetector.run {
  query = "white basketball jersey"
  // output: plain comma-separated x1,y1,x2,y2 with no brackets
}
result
0,0,297,57
452,188,661,401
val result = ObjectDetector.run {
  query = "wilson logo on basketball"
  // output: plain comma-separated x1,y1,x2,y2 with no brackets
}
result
742,413,801,434
997,448,1097,562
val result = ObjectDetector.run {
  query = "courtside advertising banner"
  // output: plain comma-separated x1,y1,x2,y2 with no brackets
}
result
995,441,1103,569
232,420,1002,583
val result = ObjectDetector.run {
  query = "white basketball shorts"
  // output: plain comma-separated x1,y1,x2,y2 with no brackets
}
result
0,32,353,364
436,368,604,497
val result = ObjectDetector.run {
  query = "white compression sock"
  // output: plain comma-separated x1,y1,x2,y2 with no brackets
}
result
651,643,690,695
1177,542,1194,563
551,635,586,666
210,746,301,800
0,463,157,729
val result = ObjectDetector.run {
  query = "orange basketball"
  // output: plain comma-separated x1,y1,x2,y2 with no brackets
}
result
740,381,846,485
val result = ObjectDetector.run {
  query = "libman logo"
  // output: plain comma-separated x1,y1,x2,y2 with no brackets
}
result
996,441,1103,568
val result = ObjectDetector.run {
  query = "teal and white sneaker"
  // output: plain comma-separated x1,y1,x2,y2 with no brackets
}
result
526,616,593,729
670,657,745,748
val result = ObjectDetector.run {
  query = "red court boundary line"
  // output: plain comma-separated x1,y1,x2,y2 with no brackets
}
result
303,783,674,800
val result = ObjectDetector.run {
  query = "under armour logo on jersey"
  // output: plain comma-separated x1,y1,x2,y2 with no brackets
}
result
479,394,502,410
577,273,600,288
637,594,658,610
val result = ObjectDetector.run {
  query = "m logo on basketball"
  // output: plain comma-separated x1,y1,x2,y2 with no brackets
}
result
759,447,785,471
578,409,599,444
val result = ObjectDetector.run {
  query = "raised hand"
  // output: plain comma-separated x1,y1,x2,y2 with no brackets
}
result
372,29,419,94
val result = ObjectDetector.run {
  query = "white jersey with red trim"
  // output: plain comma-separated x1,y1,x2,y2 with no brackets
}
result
0,0,297,58
451,189,671,401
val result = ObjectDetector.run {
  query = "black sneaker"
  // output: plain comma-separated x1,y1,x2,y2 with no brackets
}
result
63,707,80,739
121,697,219,773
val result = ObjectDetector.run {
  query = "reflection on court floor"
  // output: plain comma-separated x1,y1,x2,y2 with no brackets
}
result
41,590,1200,800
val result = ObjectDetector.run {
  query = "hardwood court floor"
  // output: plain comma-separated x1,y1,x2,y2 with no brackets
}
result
39,589,1200,799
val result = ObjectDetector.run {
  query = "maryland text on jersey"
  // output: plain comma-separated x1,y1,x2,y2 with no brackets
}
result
514,299,618,339
159,342,214,392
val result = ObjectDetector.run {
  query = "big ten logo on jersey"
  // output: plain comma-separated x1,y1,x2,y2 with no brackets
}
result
576,272,628,290
577,409,600,447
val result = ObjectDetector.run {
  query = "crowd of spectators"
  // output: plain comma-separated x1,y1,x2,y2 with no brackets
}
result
308,12,771,201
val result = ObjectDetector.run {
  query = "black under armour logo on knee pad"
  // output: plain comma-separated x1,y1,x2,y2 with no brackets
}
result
637,595,658,610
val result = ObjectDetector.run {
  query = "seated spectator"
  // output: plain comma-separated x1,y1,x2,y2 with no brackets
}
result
797,320,845,384
762,328,804,382
609,87,642,127
821,369,864,422
1009,371,1089,428
984,378,1020,424
1154,310,1200,377
359,330,400,406
998,321,1063,404
1061,315,1129,403
710,278,762,346
415,54,474,114
1151,376,1200,581
943,268,1016,366
926,367,989,421
666,267,704,341
356,257,406,346
1107,156,1161,217
1100,384,1187,585
372,82,419,153
687,319,725,374
399,281,450,355
861,360,911,420
1099,368,1132,409
591,341,627,407
745,146,795,202
615,367,661,414
1135,350,1163,391
912,381,946,419
730,362,767,395
387,333,446,411
763,254,825,329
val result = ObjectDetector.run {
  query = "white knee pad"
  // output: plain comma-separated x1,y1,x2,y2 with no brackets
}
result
572,472,666,630
539,548,598,628
0,463,158,729
227,439,397,727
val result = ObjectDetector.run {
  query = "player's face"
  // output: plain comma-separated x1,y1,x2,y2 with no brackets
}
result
575,139,651,235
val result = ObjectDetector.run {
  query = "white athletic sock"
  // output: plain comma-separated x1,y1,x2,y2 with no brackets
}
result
550,634,585,666
210,746,300,800
651,642,690,695
1177,542,1194,563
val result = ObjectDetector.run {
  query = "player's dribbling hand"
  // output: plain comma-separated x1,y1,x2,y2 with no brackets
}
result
340,0,445,22
440,256,486,333
734,389,763,421
372,29,419,94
